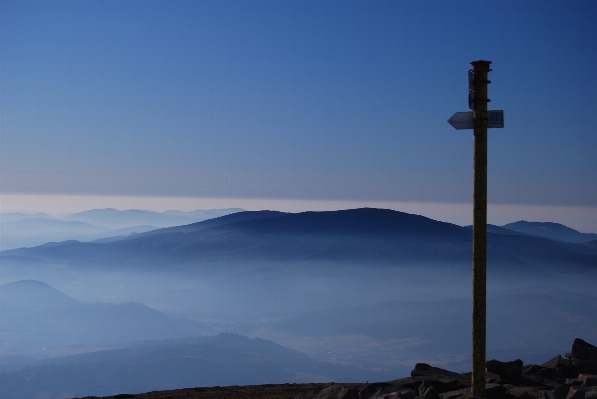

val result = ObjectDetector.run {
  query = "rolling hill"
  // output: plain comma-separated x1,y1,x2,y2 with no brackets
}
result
0,280,211,352
0,208,244,250
0,334,385,399
501,221,597,243
2,208,596,272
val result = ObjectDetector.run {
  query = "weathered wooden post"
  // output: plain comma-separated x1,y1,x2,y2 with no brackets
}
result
448,60,504,398
470,59,491,398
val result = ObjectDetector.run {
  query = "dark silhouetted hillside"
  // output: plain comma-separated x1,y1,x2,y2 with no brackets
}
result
501,221,597,243
0,334,386,399
2,209,596,271
0,280,210,352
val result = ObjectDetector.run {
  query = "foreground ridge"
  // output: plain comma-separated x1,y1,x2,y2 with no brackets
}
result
76,338,597,399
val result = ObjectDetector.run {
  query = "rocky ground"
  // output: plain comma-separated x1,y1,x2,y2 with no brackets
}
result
76,338,597,399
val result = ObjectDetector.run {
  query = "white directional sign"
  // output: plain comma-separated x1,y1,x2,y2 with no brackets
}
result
448,110,504,130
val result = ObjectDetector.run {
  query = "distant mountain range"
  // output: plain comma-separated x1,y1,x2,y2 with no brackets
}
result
0,208,244,250
2,209,596,399
501,221,597,243
465,221,597,243
62,208,245,229
0,280,211,353
2,281,595,399
0,280,390,398
272,286,597,364
3,208,596,272
0,333,386,399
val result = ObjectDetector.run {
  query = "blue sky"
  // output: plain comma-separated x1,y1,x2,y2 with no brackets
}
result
1,1,596,226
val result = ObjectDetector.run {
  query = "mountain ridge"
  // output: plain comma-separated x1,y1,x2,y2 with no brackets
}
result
0,280,210,352
0,333,386,399
2,208,596,271
0,208,244,250
501,220,597,243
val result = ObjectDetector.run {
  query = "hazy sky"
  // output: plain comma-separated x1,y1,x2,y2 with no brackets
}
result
1,1,596,223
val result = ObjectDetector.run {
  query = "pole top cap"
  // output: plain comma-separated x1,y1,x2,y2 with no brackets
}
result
470,60,492,72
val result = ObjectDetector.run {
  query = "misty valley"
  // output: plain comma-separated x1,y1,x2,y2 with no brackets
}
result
1,208,597,399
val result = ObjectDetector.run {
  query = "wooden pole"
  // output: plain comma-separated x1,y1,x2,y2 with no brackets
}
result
470,59,491,398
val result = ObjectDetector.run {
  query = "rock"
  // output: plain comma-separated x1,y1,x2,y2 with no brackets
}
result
487,360,524,379
399,391,417,399
569,339,597,362
459,392,514,399
441,388,471,399
486,384,508,394
463,371,500,384
414,380,461,396
579,375,597,387
389,376,468,394
485,383,512,399
508,386,543,399
455,386,512,399
539,386,572,399
558,361,597,378
522,373,562,389
419,381,434,396
264,338,596,399
565,387,593,399
371,391,415,399
486,372,504,381
543,356,571,369
433,380,461,394
359,383,398,399
539,391,557,399
295,384,362,399
555,387,574,399
371,393,401,399
411,364,462,378
537,368,565,383
388,377,427,390
341,388,360,399
565,379,583,386
421,387,441,399
502,371,559,389
526,365,546,374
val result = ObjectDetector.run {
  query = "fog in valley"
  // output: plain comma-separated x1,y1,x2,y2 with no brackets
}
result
1,208,597,398
4,0,597,397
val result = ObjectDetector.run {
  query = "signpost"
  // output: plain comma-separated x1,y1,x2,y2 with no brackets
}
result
448,111,504,130
448,60,504,398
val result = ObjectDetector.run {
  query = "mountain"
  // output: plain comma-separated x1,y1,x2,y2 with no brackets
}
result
0,208,244,250
0,212,53,223
0,334,387,399
501,221,597,243
163,208,245,219
86,225,161,242
0,217,157,250
127,209,284,238
0,280,210,352
2,208,596,272
64,208,244,229
271,287,597,369
464,223,534,237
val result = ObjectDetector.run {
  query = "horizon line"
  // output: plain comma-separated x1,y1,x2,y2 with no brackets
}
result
2,193,597,233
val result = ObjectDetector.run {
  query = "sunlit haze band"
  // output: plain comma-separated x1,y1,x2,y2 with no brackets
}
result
1,193,596,233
